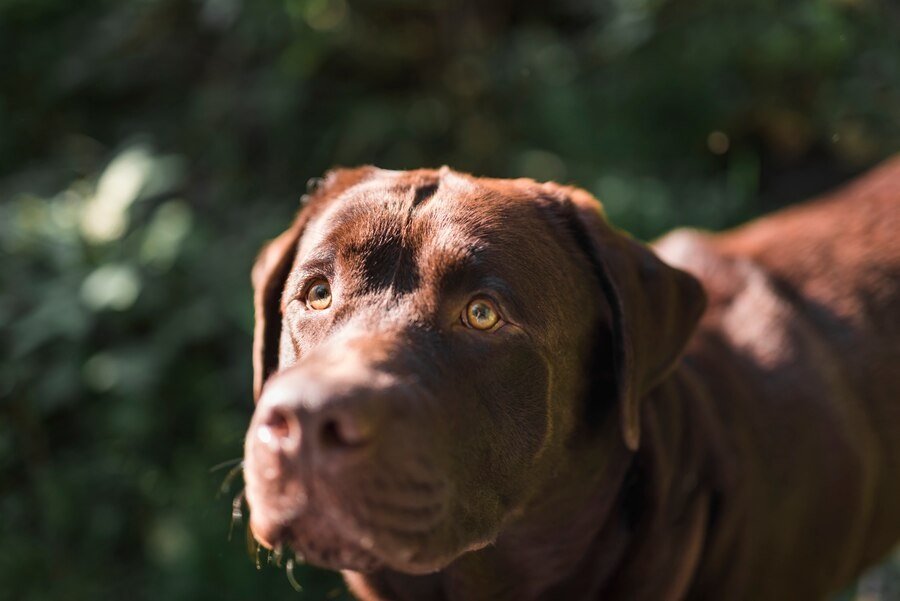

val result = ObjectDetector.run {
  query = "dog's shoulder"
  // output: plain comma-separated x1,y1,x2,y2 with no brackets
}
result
652,228,755,312
653,227,821,372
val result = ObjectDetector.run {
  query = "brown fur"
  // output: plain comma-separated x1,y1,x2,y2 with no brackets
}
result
243,158,900,600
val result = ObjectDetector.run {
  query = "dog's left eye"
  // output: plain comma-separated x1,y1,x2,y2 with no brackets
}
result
463,298,501,331
306,279,332,310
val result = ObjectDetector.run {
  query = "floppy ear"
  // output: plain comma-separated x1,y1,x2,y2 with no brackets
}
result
251,166,377,401
546,184,707,451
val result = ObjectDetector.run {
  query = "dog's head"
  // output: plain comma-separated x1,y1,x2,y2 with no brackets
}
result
243,167,705,574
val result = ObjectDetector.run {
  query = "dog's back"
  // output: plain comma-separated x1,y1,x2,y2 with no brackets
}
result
655,157,900,599
716,156,900,369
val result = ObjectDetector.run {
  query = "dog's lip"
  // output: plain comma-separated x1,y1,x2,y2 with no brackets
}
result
244,445,455,571
248,503,385,571
247,510,294,551
246,483,460,573
246,477,400,568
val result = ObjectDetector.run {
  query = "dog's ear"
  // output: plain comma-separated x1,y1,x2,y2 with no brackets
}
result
543,183,707,451
252,166,376,401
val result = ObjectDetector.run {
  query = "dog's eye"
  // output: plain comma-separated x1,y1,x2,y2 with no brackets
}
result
463,298,500,331
306,279,332,310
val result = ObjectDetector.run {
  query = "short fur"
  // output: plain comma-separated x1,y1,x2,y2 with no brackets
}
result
243,159,900,600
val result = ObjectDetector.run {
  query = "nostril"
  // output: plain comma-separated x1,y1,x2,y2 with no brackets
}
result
267,409,291,440
257,406,300,451
320,419,344,448
320,412,374,450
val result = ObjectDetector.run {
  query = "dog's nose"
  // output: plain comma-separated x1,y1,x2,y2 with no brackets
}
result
255,401,376,454
252,367,383,464
254,403,302,453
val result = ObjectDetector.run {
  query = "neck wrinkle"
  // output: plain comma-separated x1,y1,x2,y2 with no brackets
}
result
444,442,635,601
598,361,720,600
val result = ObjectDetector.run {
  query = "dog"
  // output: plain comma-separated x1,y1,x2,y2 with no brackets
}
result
243,159,900,600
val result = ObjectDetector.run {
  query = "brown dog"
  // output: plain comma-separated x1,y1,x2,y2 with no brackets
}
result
243,159,900,600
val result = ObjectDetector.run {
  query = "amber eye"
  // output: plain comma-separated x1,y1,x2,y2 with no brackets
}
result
464,298,501,331
306,280,332,310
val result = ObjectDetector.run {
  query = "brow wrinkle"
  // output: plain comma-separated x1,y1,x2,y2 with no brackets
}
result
287,310,304,359
412,182,439,208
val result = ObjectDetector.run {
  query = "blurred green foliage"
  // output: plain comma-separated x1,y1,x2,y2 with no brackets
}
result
1,0,898,599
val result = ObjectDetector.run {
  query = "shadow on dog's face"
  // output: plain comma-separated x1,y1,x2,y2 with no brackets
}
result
242,167,704,575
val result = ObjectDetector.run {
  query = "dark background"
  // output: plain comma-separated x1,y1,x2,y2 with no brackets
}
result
1,0,898,599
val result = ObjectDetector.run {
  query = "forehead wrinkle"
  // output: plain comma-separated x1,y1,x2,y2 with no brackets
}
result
282,253,334,301
415,186,537,270
298,171,569,294
302,191,399,253
309,187,426,294
311,170,453,251
415,212,533,309
298,196,368,263
418,231,484,283
418,187,591,325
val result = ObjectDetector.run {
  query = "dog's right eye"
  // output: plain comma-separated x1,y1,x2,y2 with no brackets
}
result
305,279,332,310
463,298,501,331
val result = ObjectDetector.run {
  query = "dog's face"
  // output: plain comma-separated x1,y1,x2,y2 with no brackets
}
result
243,167,704,574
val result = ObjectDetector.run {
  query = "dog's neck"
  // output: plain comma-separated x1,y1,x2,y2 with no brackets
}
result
346,362,718,601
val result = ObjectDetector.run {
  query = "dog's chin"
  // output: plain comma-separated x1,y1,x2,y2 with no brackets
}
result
246,490,483,575
247,499,384,572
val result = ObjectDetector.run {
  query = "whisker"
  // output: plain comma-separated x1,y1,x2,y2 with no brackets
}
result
229,489,245,541
286,556,303,592
272,544,284,568
246,522,262,569
209,457,243,473
216,461,245,498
